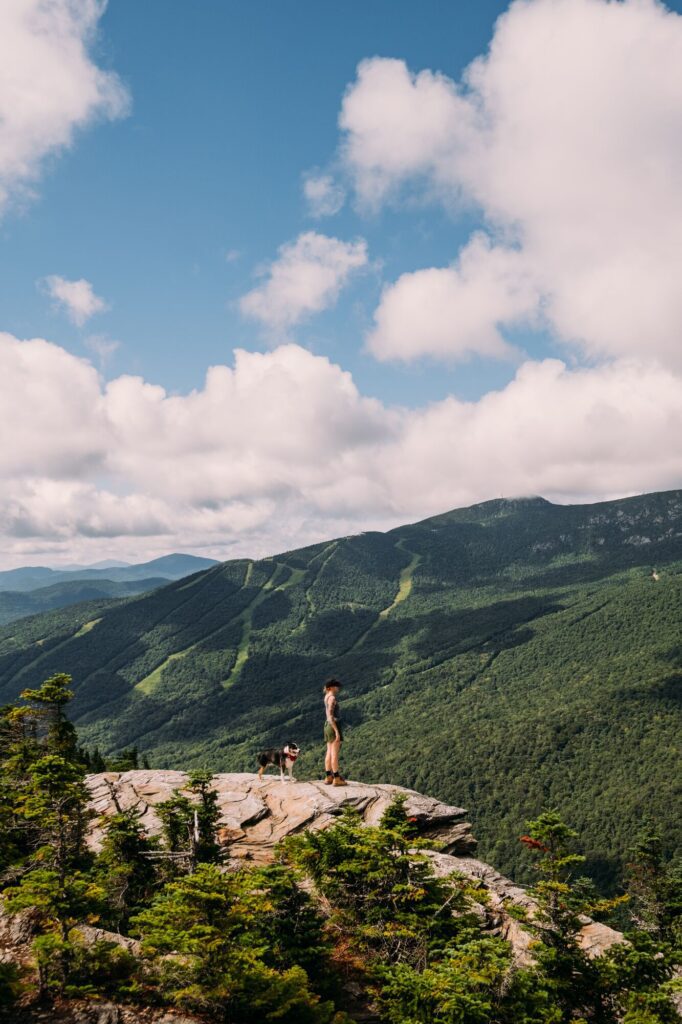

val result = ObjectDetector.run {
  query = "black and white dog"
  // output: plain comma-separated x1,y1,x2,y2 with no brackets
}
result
256,742,300,783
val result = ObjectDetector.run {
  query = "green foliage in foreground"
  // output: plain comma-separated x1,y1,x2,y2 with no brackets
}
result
0,678,680,1022
0,491,681,889
282,797,681,1024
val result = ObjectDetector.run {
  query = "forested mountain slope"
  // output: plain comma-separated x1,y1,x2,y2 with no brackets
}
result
0,489,680,883
0,552,217,593
0,576,170,626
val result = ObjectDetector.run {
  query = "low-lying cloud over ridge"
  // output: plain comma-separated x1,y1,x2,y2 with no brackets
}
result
1,331,680,567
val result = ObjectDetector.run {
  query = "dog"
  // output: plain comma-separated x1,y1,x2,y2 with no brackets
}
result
256,742,300,783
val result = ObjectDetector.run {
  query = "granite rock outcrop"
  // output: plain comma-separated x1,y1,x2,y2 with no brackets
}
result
83,770,623,963
85,770,477,860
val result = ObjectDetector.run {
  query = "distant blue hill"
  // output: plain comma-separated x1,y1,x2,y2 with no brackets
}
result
0,577,170,627
60,559,131,571
0,553,219,595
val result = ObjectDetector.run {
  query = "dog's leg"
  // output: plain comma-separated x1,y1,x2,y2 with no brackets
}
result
287,763,294,782
258,765,265,779
280,765,286,784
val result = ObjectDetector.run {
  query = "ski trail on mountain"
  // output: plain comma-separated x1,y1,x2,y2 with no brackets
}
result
133,560,263,695
56,563,245,692
346,537,421,653
222,562,306,690
292,540,339,635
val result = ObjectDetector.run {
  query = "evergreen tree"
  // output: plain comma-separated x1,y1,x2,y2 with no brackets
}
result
87,747,106,773
518,811,679,1024
106,746,139,772
239,863,331,985
284,796,478,967
19,674,79,761
130,862,334,1022
155,772,221,875
19,755,91,878
517,811,613,1020
94,808,159,932
626,831,682,946
187,769,221,864
0,676,100,999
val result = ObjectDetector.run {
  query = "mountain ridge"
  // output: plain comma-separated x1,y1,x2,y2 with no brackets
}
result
0,488,680,884
0,577,171,627
0,553,220,625
0,552,219,593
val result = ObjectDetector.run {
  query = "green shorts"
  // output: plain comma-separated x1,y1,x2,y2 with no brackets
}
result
324,722,343,743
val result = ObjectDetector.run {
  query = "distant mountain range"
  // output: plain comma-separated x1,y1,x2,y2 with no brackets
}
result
0,553,218,625
0,491,679,885
59,559,132,571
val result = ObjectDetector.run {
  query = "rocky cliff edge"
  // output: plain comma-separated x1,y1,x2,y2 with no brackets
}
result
85,770,621,965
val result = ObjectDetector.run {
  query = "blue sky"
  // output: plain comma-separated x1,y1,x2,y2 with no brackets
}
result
1,0,536,406
0,0,681,567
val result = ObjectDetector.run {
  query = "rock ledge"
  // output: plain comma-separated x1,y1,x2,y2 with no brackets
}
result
83,770,623,963
85,770,477,860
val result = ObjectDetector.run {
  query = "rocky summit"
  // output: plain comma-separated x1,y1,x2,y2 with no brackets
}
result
85,769,478,861
0,769,637,1024
84,770,622,966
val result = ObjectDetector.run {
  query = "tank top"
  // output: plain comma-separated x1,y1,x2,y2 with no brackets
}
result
324,691,341,723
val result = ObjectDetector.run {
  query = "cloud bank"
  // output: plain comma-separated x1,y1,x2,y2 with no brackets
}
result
1,0,680,567
368,234,535,363
0,0,129,216
340,0,682,368
1,331,680,567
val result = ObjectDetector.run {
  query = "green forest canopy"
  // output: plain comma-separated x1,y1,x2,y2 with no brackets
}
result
0,489,680,885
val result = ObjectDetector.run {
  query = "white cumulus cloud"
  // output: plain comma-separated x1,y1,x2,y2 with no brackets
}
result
340,0,682,368
239,231,368,334
340,56,476,209
368,234,537,362
0,331,681,567
42,275,109,326
0,0,129,215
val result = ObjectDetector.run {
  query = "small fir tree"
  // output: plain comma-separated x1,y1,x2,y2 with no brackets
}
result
130,862,334,1023
94,808,159,932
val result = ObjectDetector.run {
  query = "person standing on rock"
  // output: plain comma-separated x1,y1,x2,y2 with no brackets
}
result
323,677,346,786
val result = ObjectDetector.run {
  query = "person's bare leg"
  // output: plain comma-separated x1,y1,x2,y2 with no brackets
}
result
324,742,334,783
331,738,346,785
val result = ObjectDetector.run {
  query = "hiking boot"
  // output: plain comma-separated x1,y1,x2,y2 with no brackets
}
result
332,774,347,786
323,772,334,785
